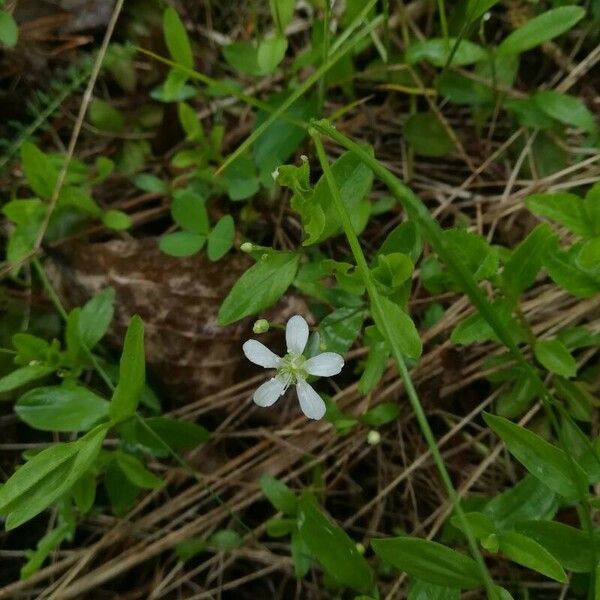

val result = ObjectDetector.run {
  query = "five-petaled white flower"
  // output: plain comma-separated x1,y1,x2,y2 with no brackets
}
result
243,315,344,420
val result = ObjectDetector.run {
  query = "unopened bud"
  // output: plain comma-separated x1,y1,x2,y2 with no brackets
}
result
271,168,280,181
355,542,366,555
240,242,253,253
367,430,381,445
253,319,270,334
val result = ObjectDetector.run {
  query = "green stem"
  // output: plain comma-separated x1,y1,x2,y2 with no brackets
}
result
311,132,498,599
318,0,331,113
311,118,596,593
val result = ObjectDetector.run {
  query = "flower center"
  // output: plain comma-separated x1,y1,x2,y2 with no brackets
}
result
277,352,307,384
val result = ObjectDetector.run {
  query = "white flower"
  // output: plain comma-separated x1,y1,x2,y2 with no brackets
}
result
242,315,344,420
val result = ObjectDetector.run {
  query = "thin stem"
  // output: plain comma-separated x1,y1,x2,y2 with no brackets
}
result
311,118,597,592
311,132,498,599
437,0,449,46
318,0,331,112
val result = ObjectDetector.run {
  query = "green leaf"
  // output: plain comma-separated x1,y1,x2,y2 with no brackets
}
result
497,531,567,583
171,190,209,235
0,365,54,395
408,580,460,600
21,142,57,199
298,495,375,594
358,328,389,394
483,475,558,531
210,529,242,551
105,458,138,515
0,424,107,529
443,229,498,282
514,520,597,573
373,295,422,359
270,0,295,31
126,416,209,457
20,522,72,580
449,511,496,540
534,339,577,378
218,252,300,325
223,154,260,200
543,240,600,298
483,413,587,498
583,182,600,237
116,452,163,489
109,315,145,423
159,231,205,257
577,237,600,274
0,10,18,47
372,253,414,291
89,98,124,131
266,517,296,537
58,187,101,216
525,192,589,236
371,537,483,589
405,38,486,67
260,474,298,515
378,221,422,263
404,112,454,157
451,300,521,346
361,402,400,427
79,288,115,350
291,531,312,578
257,36,288,73
163,6,193,68
178,102,204,141
534,91,597,135
223,41,263,76
72,472,96,513
253,93,316,181
102,209,131,231
318,307,364,354
502,224,553,299
131,173,169,194
15,385,109,432
310,149,374,243
207,215,235,261
175,537,207,562
497,7,585,56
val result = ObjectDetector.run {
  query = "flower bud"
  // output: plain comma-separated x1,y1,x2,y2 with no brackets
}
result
271,168,280,181
240,242,253,253
367,430,381,445
355,542,366,555
253,319,270,334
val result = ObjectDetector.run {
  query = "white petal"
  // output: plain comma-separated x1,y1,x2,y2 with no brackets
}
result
296,378,326,420
286,315,309,355
253,375,288,407
243,340,281,368
304,352,344,377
